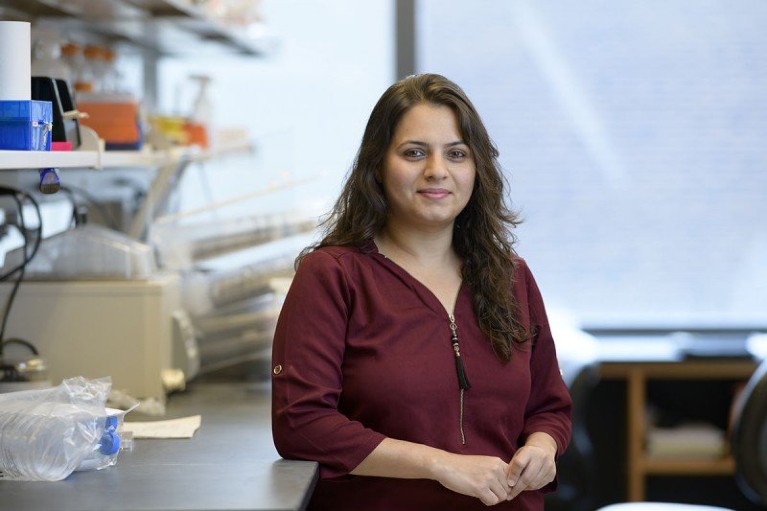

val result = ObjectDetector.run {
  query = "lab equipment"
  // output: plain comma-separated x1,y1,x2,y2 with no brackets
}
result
0,273,194,401
0,338,51,394
2,224,155,280
152,212,316,271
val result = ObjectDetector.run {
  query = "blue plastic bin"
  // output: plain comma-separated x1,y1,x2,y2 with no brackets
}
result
0,100,53,151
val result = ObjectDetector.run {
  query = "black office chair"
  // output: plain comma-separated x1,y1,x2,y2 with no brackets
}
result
545,360,600,511
595,359,767,511
731,358,767,504
545,312,602,511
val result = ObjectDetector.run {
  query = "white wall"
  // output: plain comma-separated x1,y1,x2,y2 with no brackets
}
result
156,0,395,222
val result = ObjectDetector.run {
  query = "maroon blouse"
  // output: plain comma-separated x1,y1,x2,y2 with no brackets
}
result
271,243,572,510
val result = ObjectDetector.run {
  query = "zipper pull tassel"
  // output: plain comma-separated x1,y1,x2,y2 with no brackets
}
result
449,315,471,390
454,351,471,390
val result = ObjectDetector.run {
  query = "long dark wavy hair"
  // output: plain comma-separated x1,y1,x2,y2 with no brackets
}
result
299,73,529,360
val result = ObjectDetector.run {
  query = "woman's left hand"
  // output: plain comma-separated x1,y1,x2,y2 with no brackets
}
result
505,432,558,500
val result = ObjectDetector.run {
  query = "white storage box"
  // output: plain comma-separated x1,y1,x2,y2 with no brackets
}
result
0,273,193,400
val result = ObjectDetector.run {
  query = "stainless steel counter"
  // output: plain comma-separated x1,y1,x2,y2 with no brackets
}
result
0,382,318,511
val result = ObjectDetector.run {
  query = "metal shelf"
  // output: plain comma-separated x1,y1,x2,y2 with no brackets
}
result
0,139,253,171
0,147,177,171
0,150,98,170
0,140,254,241
0,0,271,56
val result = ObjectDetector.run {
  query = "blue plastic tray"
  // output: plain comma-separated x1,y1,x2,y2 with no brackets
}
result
0,100,53,151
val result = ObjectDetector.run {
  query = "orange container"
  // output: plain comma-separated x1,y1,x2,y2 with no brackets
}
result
78,101,141,147
184,122,208,149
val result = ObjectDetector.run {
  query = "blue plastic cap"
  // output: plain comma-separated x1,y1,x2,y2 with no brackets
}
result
104,415,119,432
39,167,60,194
98,431,121,455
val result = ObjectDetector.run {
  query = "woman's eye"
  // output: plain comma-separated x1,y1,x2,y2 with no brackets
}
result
448,150,467,159
404,148,425,158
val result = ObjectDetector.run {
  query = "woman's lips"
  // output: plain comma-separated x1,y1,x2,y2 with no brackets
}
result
418,188,450,199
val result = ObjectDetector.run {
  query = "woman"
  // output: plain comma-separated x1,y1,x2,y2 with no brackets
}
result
272,73,572,510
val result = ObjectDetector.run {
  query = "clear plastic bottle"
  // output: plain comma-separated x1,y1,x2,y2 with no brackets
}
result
73,45,103,94
189,75,213,125
186,74,213,148
61,42,85,91
76,414,122,472
0,402,104,481
31,29,71,83
85,45,110,92
101,48,124,93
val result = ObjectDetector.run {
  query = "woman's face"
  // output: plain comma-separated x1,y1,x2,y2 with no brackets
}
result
380,103,476,233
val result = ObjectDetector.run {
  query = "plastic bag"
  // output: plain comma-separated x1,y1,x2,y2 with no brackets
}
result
0,376,119,481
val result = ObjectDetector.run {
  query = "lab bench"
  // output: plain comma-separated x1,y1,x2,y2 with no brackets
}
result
0,382,318,511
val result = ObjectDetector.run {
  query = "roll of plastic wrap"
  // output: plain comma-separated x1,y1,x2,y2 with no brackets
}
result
0,21,31,100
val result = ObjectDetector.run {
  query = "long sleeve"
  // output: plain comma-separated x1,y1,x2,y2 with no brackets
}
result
271,250,386,478
517,260,573,456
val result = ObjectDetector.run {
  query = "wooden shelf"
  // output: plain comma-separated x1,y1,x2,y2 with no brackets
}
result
642,456,736,475
601,360,758,380
602,358,758,501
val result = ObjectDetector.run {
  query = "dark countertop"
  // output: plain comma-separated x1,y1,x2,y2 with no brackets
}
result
0,382,318,511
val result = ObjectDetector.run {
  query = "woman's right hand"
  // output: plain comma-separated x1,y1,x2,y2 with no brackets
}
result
431,452,511,506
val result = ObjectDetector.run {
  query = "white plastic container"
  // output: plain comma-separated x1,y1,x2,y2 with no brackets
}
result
2,224,155,280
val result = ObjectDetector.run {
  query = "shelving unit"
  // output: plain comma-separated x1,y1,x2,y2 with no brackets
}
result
0,0,274,108
126,0,272,55
0,0,292,388
600,359,758,501
0,0,268,172
0,0,264,173
0,0,271,56
0,139,254,244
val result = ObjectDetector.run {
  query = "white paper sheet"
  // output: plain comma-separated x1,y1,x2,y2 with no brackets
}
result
122,415,202,439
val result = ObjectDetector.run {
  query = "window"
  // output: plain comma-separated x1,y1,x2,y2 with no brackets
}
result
417,1,767,328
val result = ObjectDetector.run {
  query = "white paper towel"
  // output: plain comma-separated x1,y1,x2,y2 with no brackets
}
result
0,21,31,101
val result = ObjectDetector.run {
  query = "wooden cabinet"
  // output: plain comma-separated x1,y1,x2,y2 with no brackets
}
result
600,360,758,501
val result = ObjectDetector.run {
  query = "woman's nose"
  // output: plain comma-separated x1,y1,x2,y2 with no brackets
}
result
423,154,448,180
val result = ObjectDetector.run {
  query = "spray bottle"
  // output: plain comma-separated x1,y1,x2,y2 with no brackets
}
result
187,75,212,148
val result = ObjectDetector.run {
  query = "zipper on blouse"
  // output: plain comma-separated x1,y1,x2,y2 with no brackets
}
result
449,314,471,445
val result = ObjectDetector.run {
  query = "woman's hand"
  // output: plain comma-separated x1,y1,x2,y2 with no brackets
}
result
350,435,557,505
431,452,512,506
505,432,558,500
